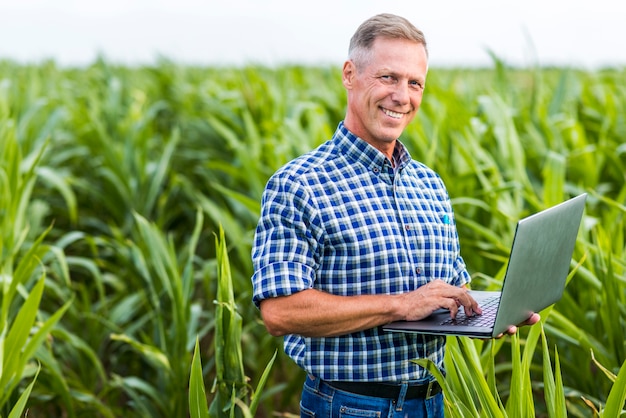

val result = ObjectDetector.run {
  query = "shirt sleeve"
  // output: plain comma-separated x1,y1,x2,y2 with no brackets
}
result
251,171,321,308
452,256,472,287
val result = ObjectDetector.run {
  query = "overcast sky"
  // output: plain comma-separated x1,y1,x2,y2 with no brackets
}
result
1,0,624,69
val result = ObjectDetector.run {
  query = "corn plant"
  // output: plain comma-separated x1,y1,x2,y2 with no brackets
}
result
416,325,626,417
190,226,276,418
0,115,71,416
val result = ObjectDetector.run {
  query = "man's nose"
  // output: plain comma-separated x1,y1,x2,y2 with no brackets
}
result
391,82,410,104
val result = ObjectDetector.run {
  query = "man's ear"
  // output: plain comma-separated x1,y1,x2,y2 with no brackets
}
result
342,60,356,89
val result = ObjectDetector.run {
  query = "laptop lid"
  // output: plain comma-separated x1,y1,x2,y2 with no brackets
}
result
382,193,587,338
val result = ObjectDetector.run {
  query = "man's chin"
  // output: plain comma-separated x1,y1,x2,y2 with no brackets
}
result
377,126,406,142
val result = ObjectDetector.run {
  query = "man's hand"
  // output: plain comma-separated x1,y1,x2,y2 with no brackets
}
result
395,280,482,322
497,312,541,337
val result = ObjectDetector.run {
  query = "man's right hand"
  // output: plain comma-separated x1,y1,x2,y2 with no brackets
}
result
395,280,482,321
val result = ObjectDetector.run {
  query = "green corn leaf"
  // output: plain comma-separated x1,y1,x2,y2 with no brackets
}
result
506,333,526,417
7,366,39,418
34,341,77,417
457,338,504,417
189,337,209,418
0,272,71,409
1,274,46,392
248,350,277,417
143,128,180,215
541,326,558,417
3,224,52,322
21,297,73,372
110,374,165,417
182,208,204,316
602,358,626,417
591,350,618,382
443,338,482,415
110,333,171,372
542,151,566,207
35,166,78,224
553,345,567,416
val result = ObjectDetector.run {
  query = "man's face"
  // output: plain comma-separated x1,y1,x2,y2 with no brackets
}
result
342,37,428,157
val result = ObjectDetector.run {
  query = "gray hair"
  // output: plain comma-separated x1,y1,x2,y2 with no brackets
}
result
348,13,428,70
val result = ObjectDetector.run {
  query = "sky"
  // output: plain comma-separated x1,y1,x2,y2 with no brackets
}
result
1,0,624,69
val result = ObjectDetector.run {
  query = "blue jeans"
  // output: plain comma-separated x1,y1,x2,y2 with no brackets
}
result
300,375,444,418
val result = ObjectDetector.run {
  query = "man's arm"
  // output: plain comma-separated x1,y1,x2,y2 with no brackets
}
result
259,279,482,337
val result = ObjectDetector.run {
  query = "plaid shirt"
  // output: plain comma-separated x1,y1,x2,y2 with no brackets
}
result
252,122,471,382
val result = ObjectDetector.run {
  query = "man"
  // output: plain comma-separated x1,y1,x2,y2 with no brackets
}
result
251,13,539,417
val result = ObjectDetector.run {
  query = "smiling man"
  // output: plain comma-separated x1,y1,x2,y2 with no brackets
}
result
251,13,537,417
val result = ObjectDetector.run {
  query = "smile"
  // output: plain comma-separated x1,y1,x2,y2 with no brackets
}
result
382,108,404,119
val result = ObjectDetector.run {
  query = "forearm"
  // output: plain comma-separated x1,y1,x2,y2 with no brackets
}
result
259,281,481,338
259,289,403,338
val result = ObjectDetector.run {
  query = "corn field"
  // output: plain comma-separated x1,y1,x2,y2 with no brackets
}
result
0,57,625,417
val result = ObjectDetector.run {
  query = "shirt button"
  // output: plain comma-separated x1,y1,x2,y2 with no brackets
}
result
416,268,421,275
373,167,379,173
405,225,410,231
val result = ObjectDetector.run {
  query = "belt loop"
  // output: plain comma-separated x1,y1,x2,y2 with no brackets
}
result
309,374,321,392
395,383,408,411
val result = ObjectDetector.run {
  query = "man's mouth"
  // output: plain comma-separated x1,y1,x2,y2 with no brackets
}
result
382,108,404,119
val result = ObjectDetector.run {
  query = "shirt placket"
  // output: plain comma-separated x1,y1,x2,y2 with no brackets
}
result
392,171,425,289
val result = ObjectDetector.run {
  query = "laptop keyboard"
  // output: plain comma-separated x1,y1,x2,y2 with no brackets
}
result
440,296,499,327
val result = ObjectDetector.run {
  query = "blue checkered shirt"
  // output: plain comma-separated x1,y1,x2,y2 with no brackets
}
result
252,122,471,382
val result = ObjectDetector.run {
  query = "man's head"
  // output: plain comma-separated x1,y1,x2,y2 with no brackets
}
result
342,14,429,159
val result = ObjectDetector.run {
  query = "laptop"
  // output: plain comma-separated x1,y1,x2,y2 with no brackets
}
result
383,193,587,338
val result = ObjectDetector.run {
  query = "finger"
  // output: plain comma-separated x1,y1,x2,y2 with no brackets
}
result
495,325,517,339
463,302,482,317
446,299,460,318
524,313,541,326
515,313,541,327
457,293,482,317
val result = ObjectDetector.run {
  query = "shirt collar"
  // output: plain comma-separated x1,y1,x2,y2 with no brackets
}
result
333,121,412,171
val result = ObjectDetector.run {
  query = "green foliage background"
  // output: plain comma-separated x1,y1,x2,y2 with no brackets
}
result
1,57,625,416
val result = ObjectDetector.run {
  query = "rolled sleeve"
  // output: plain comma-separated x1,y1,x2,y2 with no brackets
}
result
251,171,321,308
452,256,472,287
251,261,316,308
